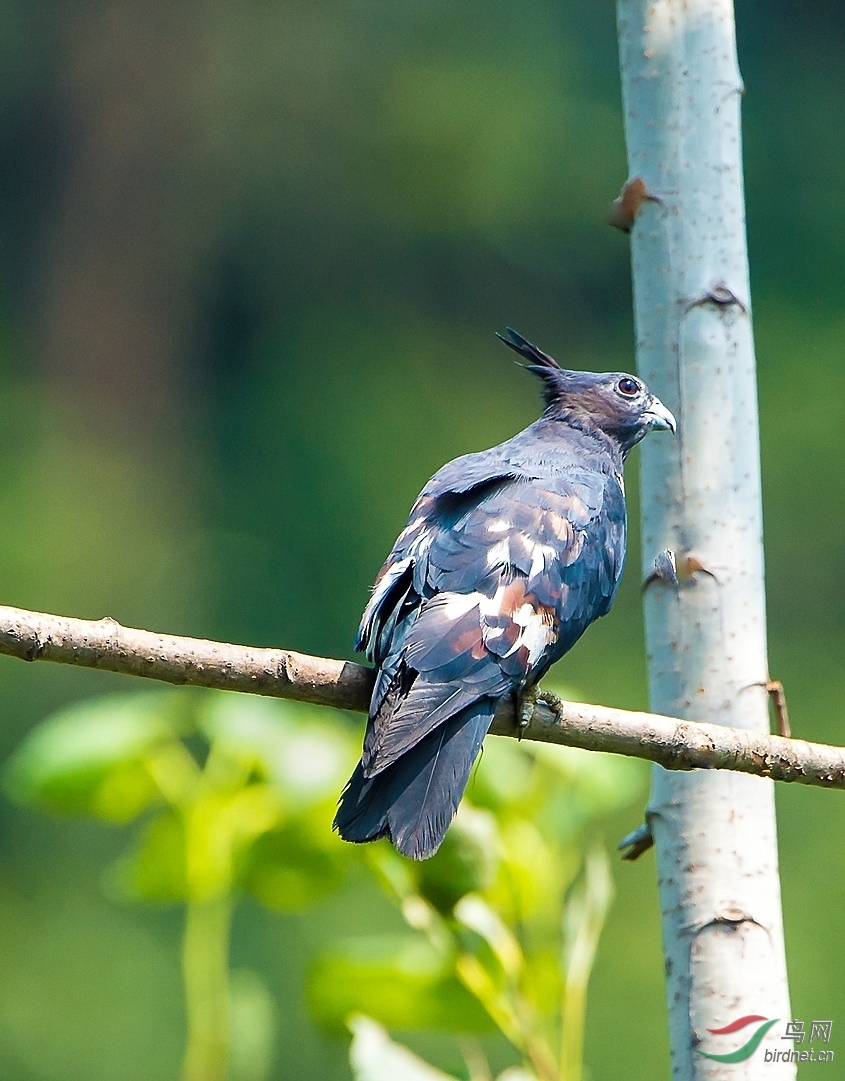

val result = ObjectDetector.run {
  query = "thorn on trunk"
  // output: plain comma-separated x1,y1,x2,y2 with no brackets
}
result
741,678,791,737
766,679,790,738
644,548,679,589
619,820,654,861
684,282,748,314
643,549,719,591
607,176,656,233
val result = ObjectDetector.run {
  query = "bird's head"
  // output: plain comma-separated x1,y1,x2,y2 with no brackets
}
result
497,327,676,456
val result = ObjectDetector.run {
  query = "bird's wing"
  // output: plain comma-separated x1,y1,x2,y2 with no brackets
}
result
356,464,625,778
355,452,520,664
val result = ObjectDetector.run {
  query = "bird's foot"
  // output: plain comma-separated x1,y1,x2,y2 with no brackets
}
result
516,686,563,731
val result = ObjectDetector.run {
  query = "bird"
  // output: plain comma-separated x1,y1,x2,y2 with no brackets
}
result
334,329,676,860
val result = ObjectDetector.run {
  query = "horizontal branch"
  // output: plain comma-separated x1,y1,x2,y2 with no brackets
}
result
0,604,843,791
0,604,375,709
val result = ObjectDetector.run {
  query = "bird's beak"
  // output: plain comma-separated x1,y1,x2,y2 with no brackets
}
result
643,396,677,434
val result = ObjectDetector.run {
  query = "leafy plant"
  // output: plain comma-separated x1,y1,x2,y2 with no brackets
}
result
3,685,644,1081
4,689,361,1081
307,710,644,1081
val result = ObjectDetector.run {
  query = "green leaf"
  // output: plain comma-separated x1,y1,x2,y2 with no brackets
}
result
464,739,536,812
106,810,188,903
348,1015,459,1081
530,743,645,835
308,935,492,1036
3,692,186,821
560,848,614,1080
453,895,523,980
493,818,571,925
416,805,498,913
200,695,358,808
242,819,346,911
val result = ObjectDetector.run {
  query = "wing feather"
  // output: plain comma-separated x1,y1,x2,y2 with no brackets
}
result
337,458,627,858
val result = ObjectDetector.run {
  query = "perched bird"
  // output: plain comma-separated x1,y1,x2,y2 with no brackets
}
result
334,330,675,860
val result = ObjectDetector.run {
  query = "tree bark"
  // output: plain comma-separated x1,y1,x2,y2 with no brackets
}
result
2,604,845,797
617,1,793,1077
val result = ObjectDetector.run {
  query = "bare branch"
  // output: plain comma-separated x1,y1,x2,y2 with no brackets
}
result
0,604,375,709
0,604,843,791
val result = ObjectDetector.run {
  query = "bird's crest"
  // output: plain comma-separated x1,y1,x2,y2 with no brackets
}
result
496,327,560,370
496,327,568,408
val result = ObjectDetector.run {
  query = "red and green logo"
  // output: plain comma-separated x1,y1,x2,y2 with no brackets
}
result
696,1016,779,1063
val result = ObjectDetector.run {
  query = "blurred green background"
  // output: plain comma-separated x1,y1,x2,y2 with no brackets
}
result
0,0,841,1077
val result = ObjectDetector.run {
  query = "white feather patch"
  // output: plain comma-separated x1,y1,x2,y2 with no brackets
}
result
409,530,433,557
522,614,555,665
478,585,508,619
502,603,555,664
362,557,412,627
440,592,483,620
486,538,511,567
397,516,425,541
526,538,558,579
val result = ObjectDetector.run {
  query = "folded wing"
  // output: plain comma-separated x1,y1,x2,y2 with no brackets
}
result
335,462,625,859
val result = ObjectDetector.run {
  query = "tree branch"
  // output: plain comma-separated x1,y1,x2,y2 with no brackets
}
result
0,603,843,791
0,604,374,709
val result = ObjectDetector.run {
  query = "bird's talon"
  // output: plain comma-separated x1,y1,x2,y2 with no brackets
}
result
518,695,534,730
535,689,563,718
517,687,537,730
517,687,563,731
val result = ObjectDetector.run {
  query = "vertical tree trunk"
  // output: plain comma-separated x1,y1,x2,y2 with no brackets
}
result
615,3,794,1078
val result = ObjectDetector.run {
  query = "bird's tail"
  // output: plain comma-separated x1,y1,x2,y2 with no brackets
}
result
333,698,497,860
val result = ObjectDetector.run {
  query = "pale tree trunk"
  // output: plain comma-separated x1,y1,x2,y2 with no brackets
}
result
616,2,794,1078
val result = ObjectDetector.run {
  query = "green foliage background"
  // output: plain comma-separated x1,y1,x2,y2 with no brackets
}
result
0,0,840,1077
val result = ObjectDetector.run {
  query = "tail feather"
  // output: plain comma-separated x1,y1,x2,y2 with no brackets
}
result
363,678,479,777
334,698,496,860
332,758,391,846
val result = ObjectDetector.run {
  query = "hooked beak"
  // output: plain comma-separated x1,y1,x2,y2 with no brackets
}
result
643,396,677,434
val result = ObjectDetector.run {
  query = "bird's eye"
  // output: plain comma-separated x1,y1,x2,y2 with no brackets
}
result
616,376,640,397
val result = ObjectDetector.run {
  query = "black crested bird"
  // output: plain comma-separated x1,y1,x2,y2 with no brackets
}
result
334,329,676,860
